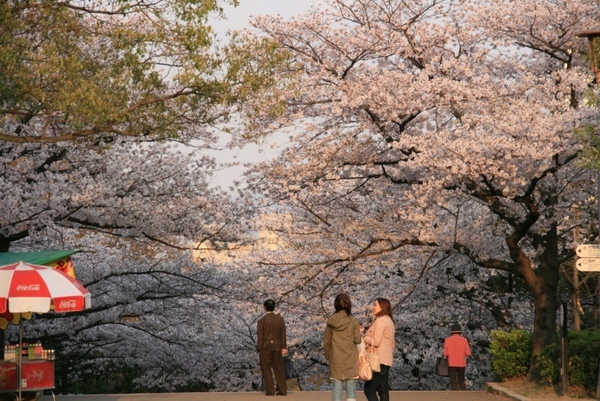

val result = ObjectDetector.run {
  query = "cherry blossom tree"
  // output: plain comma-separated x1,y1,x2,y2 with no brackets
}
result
0,0,287,250
0,0,276,392
3,230,254,393
242,0,600,381
230,210,524,390
5,0,600,392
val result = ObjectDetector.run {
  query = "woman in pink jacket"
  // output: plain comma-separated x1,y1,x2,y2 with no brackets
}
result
362,298,395,401
443,323,471,390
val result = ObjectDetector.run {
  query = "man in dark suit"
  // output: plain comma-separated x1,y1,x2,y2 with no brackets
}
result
257,299,287,396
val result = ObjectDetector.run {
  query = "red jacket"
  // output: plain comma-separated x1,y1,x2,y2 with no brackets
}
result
443,334,471,367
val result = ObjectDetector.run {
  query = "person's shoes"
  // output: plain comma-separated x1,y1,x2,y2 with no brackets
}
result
276,393,287,396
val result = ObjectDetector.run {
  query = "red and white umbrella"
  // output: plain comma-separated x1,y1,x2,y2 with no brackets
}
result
0,261,91,399
0,260,91,314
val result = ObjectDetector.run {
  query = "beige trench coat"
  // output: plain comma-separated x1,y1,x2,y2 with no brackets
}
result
324,310,362,380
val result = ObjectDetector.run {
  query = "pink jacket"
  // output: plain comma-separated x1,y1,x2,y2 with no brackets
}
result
363,315,395,366
443,334,471,367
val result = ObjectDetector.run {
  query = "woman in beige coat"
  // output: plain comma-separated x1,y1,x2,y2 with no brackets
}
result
363,298,395,401
324,293,362,401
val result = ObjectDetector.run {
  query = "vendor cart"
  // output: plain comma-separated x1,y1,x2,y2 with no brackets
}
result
0,359,55,401
0,259,91,401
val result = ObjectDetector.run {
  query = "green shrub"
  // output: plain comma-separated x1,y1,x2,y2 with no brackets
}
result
537,342,559,386
490,328,600,396
490,330,532,381
567,329,600,392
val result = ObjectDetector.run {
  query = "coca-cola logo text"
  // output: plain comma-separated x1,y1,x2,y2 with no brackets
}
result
59,299,77,309
16,284,40,291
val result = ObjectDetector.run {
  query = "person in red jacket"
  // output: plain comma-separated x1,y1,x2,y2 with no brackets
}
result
443,323,471,390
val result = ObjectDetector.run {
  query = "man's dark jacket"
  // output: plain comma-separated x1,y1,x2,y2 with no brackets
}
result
257,312,287,351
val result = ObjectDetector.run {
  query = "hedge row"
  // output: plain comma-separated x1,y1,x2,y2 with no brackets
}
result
490,329,600,393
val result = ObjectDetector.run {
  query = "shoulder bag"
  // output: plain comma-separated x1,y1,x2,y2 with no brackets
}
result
284,356,297,379
364,322,381,373
366,344,381,373
358,339,373,381
367,347,381,372
435,356,449,377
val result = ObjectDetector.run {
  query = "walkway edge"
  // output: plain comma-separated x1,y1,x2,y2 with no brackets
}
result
485,382,530,401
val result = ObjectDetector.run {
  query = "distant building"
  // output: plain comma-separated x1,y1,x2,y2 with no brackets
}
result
192,228,284,263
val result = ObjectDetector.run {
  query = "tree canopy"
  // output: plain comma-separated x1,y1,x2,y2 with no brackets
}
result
0,0,274,251
4,0,600,393
241,0,600,380
1,0,239,143
0,0,267,392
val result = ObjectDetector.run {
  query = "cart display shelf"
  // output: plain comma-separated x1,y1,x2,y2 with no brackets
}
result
0,360,55,401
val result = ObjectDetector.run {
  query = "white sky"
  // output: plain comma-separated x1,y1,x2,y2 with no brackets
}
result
211,1,318,38
206,1,319,191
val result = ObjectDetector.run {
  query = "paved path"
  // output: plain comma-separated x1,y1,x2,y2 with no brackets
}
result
51,390,510,401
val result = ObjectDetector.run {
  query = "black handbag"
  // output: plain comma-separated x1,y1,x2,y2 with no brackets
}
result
284,356,297,379
435,356,449,377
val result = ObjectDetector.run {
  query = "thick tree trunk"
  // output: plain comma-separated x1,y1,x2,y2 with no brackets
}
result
0,237,9,252
527,225,560,381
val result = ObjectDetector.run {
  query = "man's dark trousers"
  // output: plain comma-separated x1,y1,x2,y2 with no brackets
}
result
257,311,287,396
260,347,287,395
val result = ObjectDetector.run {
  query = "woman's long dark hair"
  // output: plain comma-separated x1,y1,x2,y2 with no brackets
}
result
375,297,394,324
334,293,352,315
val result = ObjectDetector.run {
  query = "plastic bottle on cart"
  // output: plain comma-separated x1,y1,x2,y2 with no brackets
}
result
28,342,34,359
34,342,42,359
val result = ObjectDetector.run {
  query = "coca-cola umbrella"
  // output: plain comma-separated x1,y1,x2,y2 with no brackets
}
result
0,250,79,330
0,261,92,400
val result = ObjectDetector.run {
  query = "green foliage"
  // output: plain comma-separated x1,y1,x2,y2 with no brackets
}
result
491,329,600,396
490,330,532,380
537,342,559,386
0,0,277,143
537,330,600,393
575,125,600,169
567,330,600,391
222,34,296,139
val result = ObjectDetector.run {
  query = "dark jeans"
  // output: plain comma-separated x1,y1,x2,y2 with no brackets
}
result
448,366,466,390
364,364,390,401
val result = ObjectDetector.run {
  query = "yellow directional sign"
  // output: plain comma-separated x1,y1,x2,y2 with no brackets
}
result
576,258,600,272
576,244,600,258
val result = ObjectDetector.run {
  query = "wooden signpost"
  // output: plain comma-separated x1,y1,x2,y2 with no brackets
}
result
575,245,600,272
